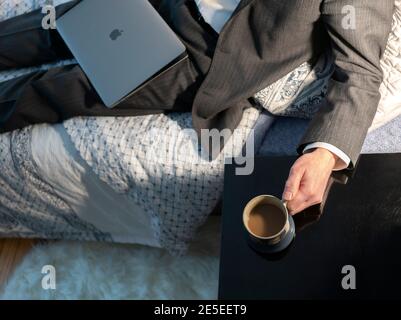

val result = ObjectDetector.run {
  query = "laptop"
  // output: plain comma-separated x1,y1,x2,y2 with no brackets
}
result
56,0,187,108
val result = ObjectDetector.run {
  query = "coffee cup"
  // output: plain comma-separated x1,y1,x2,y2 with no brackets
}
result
243,195,295,253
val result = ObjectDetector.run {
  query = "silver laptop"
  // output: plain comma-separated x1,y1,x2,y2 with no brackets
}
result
56,0,187,108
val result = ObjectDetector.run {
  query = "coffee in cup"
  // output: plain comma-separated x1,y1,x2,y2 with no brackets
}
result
243,195,295,253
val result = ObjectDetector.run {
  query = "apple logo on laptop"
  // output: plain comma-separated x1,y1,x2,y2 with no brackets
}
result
109,29,123,41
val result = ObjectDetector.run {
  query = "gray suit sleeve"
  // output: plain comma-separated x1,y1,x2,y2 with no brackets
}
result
298,0,394,168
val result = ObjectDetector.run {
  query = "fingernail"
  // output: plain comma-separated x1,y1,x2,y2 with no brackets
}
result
283,191,293,201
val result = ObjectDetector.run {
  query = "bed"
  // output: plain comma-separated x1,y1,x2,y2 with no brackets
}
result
1,0,401,255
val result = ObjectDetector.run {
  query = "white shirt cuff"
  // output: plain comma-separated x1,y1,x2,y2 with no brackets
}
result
303,142,351,171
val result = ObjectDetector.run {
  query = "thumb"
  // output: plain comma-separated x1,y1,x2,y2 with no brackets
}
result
282,165,304,201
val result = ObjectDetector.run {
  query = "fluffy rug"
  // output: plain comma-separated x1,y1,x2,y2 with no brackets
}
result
0,218,220,300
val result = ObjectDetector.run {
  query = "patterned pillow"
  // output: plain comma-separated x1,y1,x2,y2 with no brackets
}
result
254,52,333,119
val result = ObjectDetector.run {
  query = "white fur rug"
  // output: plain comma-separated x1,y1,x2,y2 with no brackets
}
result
0,218,220,300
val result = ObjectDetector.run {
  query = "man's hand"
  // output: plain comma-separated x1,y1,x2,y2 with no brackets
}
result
282,148,337,215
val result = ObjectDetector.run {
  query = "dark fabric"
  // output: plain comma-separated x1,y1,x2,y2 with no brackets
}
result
0,0,216,132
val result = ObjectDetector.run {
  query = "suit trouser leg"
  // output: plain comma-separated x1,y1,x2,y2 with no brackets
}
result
0,0,80,70
0,57,201,133
0,0,216,133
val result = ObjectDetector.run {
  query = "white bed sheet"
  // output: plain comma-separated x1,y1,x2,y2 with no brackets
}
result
30,124,160,247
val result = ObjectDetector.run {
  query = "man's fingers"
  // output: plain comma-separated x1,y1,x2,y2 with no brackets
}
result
287,191,309,214
287,191,324,215
283,150,335,215
288,198,313,215
288,202,309,215
283,165,304,201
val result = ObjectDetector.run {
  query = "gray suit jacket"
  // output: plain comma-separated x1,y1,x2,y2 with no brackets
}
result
188,0,394,167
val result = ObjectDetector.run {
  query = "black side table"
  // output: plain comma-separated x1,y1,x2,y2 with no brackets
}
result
219,154,401,300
